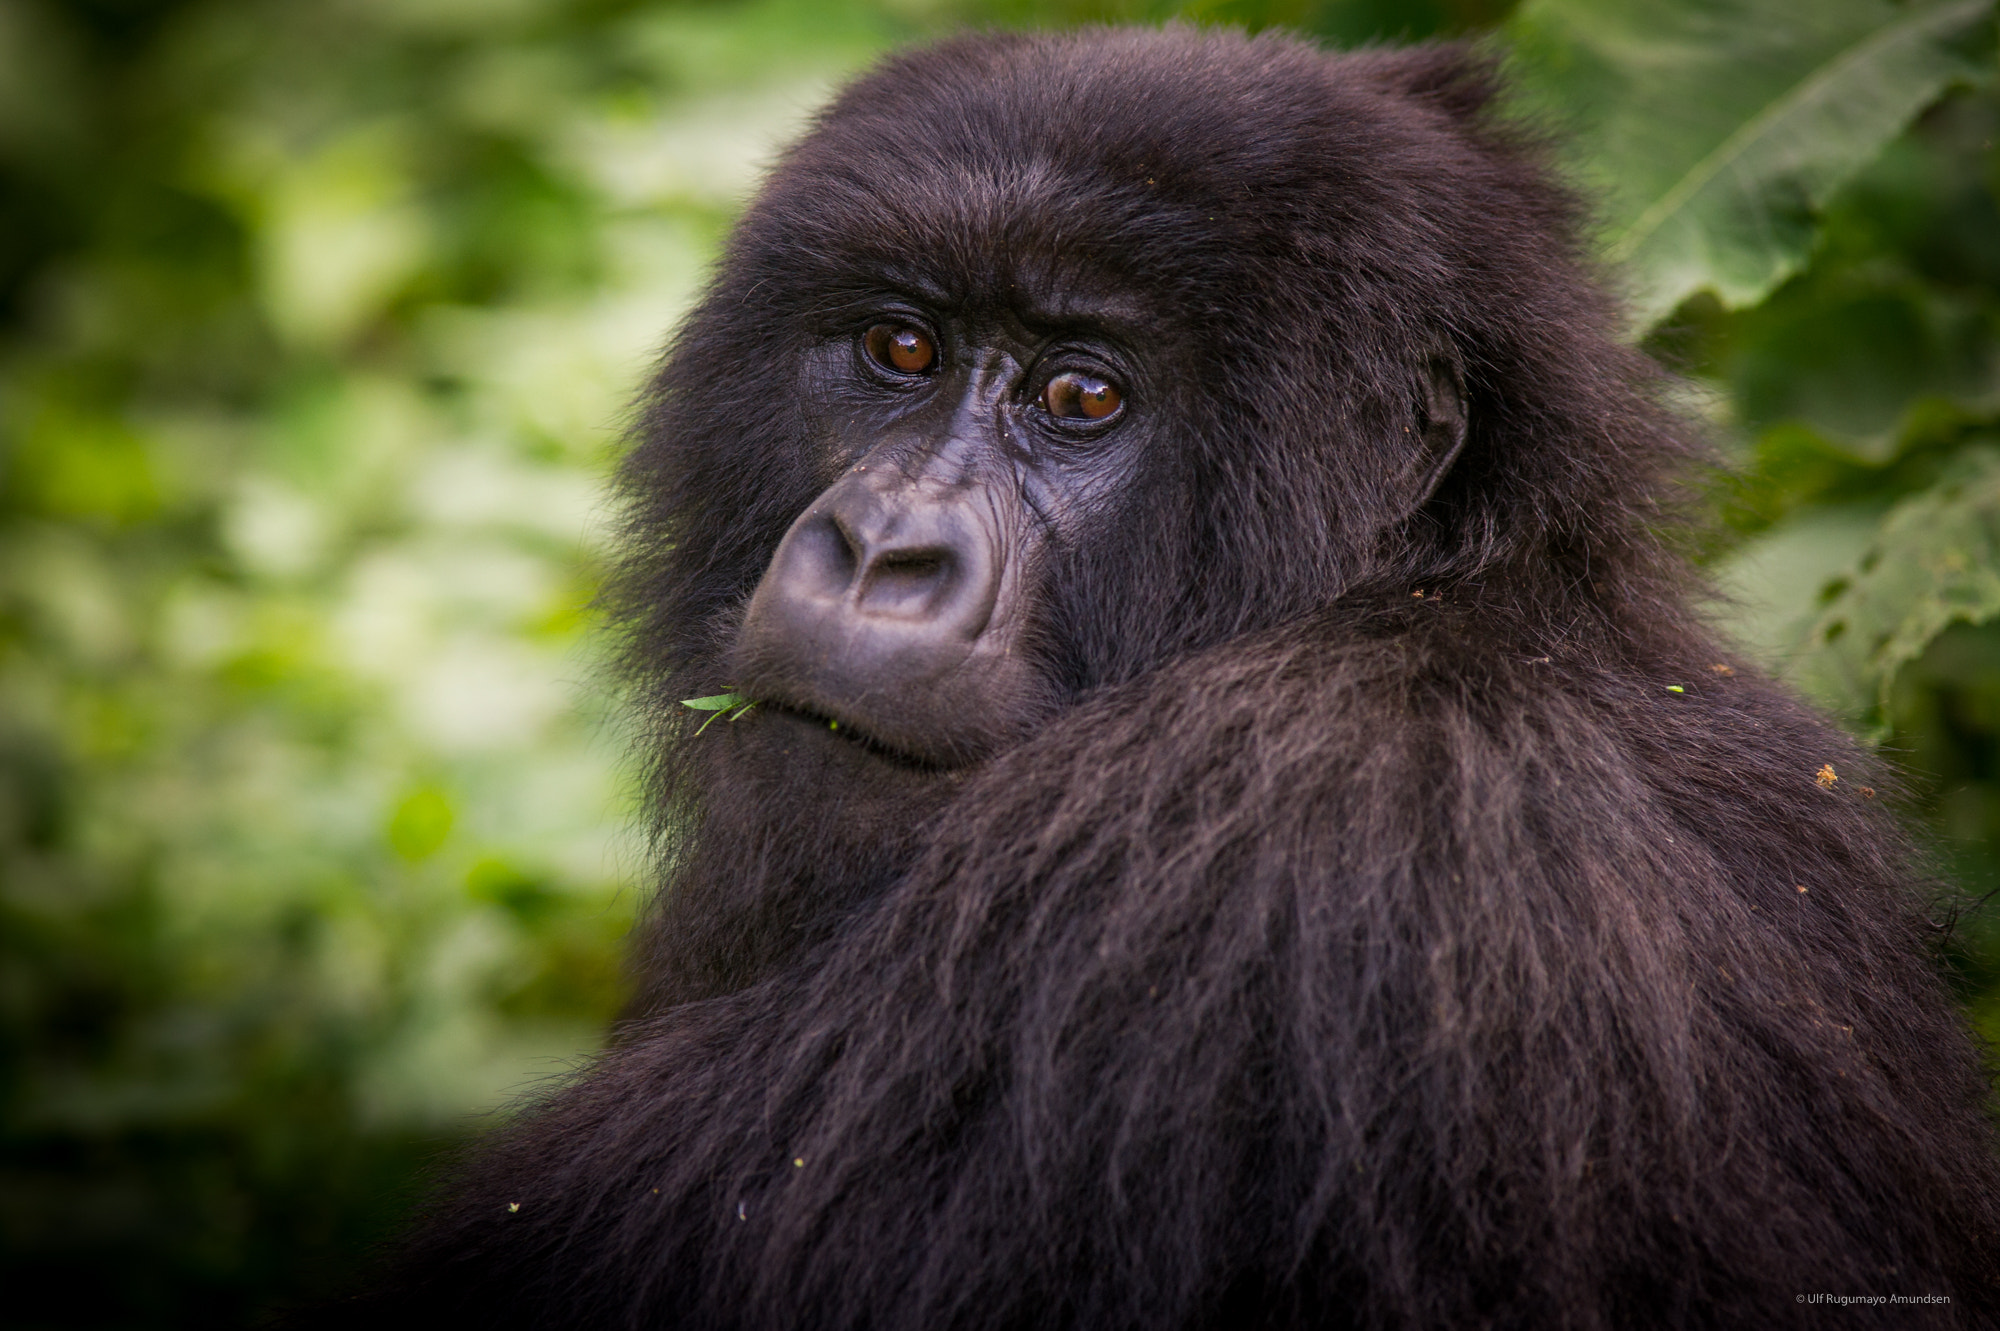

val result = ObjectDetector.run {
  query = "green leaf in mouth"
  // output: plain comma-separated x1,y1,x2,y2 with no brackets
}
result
682,691,758,735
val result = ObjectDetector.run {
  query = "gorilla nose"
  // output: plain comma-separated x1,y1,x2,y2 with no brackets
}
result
734,470,1010,740
774,475,998,636
785,492,989,630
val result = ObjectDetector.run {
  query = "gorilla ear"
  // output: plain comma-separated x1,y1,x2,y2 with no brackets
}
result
1397,353,1468,516
1358,44,1500,124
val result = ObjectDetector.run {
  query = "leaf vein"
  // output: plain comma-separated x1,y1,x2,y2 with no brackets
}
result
1606,0,1988,264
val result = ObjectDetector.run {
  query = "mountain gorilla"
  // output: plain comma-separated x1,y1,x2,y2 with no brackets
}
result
355,26,2000,1330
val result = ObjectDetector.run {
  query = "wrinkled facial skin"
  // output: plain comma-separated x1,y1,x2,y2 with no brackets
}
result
730,299,1152,769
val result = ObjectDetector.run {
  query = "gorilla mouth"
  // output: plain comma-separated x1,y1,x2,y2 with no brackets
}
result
759,698,958,772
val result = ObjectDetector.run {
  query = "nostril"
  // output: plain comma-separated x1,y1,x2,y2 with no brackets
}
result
878,550,947,581
790,512,860,596
859,547,956,615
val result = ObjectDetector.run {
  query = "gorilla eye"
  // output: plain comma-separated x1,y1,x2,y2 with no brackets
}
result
864,324,937,375
1043,371,1122,422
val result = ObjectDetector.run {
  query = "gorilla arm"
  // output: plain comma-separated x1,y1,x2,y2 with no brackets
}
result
383,607,1999,1331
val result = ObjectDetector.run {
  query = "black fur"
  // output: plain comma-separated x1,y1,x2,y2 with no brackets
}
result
347,27,2000,1329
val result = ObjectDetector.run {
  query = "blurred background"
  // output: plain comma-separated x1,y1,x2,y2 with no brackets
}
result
1,0,1995,1324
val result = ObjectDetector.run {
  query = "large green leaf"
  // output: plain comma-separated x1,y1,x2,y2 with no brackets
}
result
1506,0,1996,331
1786,444,2000,737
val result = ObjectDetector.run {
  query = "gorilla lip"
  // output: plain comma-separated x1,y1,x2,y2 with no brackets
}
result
751,693,959,772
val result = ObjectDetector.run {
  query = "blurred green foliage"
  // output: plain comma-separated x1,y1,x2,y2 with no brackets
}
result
1574,6,2000,1009
2,0,1997,1325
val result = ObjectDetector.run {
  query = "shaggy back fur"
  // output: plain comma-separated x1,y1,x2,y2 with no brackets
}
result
347,28,2000,1330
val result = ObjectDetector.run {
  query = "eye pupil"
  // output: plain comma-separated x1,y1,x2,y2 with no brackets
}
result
865,324,936,374
889,330,930,371
1044,372,1122,422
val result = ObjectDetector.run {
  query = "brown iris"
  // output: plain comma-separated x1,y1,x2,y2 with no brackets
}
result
1043,371,1122,421
864,324,937,374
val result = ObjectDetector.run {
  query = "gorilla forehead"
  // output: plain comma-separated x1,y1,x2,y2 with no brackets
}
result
748,148,1173,328
735,27,1466,316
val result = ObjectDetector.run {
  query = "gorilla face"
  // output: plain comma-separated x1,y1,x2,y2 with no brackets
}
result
705,42,1475,773
614,26,1553,916
731,293,1155,769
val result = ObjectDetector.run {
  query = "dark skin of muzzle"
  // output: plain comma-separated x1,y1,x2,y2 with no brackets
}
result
731,311,1148,768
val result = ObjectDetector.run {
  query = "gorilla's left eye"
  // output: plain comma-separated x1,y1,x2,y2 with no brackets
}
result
1043,372,1123,421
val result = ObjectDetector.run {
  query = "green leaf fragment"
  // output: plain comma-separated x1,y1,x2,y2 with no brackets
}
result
684,691,754,737
682,693,747,711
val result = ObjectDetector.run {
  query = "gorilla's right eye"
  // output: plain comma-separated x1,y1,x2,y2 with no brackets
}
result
863,325,937,375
